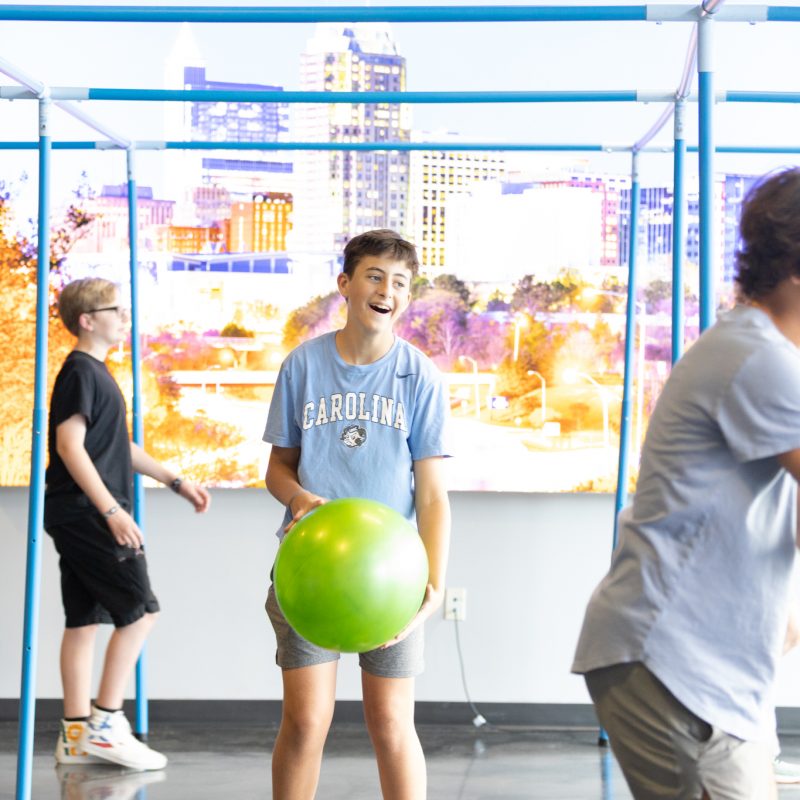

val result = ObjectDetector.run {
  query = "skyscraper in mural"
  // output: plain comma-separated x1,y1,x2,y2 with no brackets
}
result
163,24,293,227
292,23,411,257
409,133,505,276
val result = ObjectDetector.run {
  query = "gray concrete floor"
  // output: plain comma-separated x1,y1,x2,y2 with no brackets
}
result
4,721,800,799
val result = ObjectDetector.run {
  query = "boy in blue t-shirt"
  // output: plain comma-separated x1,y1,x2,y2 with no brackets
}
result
263,229,451,799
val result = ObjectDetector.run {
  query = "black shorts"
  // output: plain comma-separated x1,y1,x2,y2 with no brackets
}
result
46,511,160,628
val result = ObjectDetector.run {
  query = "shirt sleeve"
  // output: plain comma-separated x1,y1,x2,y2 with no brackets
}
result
50,362,96,428
718,344,800,462
263,358,302,448
408,366,452,462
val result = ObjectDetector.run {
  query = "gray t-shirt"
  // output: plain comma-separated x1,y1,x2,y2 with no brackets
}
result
573,305,800,741
263,331,450,538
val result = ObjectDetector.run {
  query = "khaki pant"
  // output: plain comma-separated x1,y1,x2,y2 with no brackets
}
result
585,662,776,800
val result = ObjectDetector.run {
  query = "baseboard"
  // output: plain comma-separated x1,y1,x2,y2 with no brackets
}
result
7,700,800,732
0,698,598,727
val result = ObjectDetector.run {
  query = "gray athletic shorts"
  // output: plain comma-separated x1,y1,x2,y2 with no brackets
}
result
585,662,775,800
265,583,424,678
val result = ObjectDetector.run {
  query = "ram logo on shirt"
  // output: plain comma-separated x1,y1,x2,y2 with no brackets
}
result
340,425,367,448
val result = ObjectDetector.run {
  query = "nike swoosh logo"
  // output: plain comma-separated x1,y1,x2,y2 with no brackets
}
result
396,372,415,379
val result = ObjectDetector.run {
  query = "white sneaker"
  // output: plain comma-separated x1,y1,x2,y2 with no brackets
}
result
775,756,800,784
55,719,104,765
80,707,168,771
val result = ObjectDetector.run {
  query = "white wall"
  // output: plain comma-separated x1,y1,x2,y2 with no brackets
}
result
4,486,800,709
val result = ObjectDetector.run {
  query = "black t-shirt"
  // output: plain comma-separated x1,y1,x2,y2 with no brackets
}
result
44,351,133,524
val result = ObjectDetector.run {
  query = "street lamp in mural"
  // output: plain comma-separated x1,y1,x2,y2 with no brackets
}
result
527,369,546,426
561,368,610,448
582,289,646,458
458,354,480,421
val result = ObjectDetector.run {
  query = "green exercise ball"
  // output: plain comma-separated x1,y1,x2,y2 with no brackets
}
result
273,497,429,653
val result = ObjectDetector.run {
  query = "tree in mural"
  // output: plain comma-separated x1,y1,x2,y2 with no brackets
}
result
133,364,253,487
0,186,95,486
395,285,469,367
511,271,584,314
282,291,345,350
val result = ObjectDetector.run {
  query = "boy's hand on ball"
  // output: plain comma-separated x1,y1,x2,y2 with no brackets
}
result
381,583,440,648
284,490,326,533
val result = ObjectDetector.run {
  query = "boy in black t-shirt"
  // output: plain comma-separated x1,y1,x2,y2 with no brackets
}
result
46,278,211,771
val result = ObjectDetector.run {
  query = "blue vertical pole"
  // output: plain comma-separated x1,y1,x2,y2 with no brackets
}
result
613,151,640,542
698,13,715,332
672,99,686,364
16,96,51,800
127,147,148,740
598,151,640,748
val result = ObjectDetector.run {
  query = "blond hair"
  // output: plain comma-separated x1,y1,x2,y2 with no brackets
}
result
58,278,118,336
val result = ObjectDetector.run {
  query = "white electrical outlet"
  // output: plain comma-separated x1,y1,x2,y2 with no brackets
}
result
444,587,467,621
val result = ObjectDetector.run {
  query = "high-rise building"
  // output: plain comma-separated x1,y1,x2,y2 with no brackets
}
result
70,185,175,254
230,192,293,252
183,66,293,199
618,182,722,283
550,175,627,267
722,174,759,284
409,135,505,276
292,23,411,256
163,25,293,224
444,182,603,283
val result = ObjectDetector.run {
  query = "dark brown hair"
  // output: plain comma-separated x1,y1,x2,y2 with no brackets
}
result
342,229,419,278
735,168,800,300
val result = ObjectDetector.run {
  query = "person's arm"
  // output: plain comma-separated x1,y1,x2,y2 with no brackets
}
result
777,449,800,546
382,455,450,646
265,445,325,532
56,414,143,548
130,441,211,513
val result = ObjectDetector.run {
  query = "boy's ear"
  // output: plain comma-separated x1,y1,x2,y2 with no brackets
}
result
77,311,94,332
336,271,350,299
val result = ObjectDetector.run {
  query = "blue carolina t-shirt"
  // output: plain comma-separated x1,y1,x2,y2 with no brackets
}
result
263,332,450,538
573,305,800,741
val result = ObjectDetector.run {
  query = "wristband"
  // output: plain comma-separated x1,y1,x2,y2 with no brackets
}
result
103,505,119,518
169,477,183,494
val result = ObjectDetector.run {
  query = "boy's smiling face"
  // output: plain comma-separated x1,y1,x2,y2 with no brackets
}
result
337,256,413,336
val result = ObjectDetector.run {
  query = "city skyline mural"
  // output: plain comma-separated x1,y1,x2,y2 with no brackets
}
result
0,20,758,492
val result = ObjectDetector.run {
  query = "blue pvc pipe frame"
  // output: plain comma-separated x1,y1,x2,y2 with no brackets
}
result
86,88,640,104
5,140,800,154
613,150,640,546
15,96,51,800
0,5,650,23
672,99,687,364
127,148,150,740
10,5,800,795
698,13,715,332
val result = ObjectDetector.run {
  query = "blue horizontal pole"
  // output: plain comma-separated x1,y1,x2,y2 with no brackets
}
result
6,140,800,154
0,4,648,23
768,6,800,21
700,145,800,154
86,88,638,104
726,91,800,103
0,140,609,152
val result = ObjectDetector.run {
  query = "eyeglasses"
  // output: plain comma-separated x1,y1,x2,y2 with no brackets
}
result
87,306,130,317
